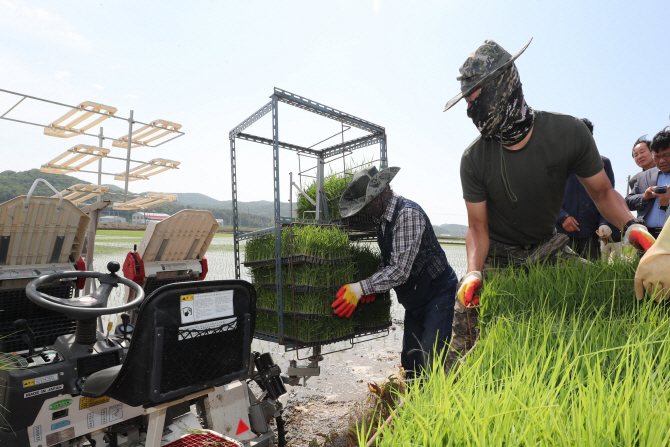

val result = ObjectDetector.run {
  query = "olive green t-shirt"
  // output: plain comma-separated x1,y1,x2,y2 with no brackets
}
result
460,111,604,246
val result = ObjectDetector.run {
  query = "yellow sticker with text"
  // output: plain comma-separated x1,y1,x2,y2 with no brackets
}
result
180,295,194,301
23,379,35,388
79,396,110,410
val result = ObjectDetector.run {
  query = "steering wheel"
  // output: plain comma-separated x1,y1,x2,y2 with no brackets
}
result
26,261,145,320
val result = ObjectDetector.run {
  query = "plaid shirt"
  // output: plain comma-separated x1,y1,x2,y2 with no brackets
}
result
360,193,426,295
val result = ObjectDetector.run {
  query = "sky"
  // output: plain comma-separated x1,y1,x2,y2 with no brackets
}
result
0,0,668,226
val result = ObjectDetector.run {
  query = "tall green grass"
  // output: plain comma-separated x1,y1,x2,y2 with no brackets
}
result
363,259,670,446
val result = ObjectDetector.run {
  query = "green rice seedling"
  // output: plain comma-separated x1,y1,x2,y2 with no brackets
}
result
254,310,356,342
362,259,670,446
289,225,351,259
479,258,639,327
285,289,338,315
296,162,367,221
244,225,352,262
251,262,355,288
354,292,392,329
292,262,356,287
351,243,383,280
255,286,279,310
244,234,276,262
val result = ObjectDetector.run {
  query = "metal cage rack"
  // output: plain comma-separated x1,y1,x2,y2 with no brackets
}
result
229,88,389,352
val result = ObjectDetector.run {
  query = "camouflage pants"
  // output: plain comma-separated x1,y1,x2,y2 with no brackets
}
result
445,232,585,374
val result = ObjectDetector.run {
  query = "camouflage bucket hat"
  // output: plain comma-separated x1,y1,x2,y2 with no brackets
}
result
443,38,533,112
339,166,400,218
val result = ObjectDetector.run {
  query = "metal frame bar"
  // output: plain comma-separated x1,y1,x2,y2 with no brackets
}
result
229,100,272,139
230,87,388,348
236,132,320,156
321,133,384,159
273,88,385,134
0,88,185,147
271,96,285,342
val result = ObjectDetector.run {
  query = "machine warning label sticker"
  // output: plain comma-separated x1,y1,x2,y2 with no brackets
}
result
178,318,237,340
24,385,64,398
23,373,59,388
101,403,123,425
46,427,75,446
180,290,234,324
33,425,42,442
51,420,70,431
80,396,110,410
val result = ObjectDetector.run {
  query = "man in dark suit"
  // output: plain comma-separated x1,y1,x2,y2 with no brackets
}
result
626,128,670,238
628,136,655,193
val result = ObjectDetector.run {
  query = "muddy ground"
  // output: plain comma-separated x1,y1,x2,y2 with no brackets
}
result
263,321,404,447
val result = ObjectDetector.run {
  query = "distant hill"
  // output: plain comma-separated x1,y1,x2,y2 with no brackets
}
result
0,169,90,204
2,171,468,233
433,223,468,237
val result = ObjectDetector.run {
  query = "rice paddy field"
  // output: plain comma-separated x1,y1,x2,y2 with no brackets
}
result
363,258,670,446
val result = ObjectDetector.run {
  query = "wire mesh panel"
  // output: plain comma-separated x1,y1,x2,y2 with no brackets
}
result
159,315,247,394
0,283,76,352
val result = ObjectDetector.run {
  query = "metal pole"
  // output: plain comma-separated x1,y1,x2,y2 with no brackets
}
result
124,110,134,202
380,133,388,169
315,158,325,222
97,127,104,201
272,96,284,343
231,137,240,279
289,172,293,220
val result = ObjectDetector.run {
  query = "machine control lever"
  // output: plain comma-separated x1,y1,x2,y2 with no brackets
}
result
13,319,35,356
115,313,134,341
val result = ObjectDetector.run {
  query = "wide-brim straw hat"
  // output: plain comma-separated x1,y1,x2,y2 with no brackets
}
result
339,166,400,218
443,38,533,112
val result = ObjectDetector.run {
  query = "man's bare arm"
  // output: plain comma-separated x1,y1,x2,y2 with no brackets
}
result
465,200,489,273
578,169,634,229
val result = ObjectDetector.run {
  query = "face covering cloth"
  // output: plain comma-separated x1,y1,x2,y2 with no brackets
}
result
466,64,534,146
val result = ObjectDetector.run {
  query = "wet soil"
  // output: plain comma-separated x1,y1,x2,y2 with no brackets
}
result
266,323,404,447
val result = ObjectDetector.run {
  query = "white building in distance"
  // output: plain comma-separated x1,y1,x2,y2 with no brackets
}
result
132,212,169,225
99,215,126,224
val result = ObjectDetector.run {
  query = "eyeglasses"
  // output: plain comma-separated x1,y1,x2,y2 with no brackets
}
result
653,151,670,161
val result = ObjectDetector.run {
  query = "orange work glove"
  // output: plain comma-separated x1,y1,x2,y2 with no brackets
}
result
625,223,656,252
332,283,376,318
457,272,483,307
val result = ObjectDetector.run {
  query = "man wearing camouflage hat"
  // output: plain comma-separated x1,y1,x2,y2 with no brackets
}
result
443,38,656,372
332,166,458,380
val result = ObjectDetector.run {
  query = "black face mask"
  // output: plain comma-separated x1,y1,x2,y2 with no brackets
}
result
360,188,390,219
466,64,534,146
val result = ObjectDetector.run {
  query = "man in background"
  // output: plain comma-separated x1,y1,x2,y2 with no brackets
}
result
629,136,656,193
626,128,670,237
556,119,621,260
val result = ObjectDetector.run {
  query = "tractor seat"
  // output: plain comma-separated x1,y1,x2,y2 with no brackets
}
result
82,280,256,407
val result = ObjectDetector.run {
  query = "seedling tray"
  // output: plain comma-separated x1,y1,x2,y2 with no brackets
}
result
254,330,354,347
243,255,351,268
354,321,393,333
258,283,340,293
257,307,332,321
